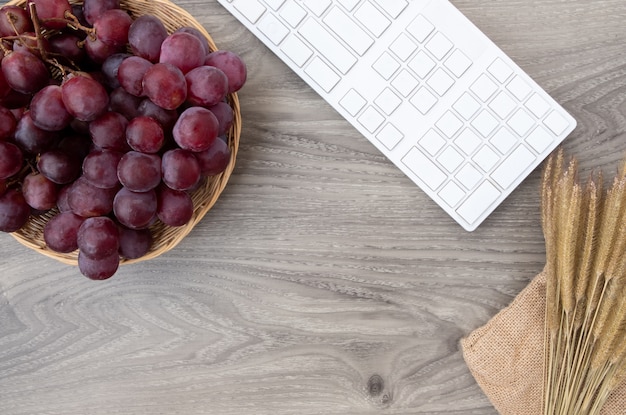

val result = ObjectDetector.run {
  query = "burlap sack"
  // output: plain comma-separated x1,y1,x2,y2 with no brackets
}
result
461,271,626,414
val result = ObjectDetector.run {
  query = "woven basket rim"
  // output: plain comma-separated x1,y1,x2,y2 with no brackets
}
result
8,0,242,266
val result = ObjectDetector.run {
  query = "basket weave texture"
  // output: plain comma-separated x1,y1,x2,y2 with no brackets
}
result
8,0,242,266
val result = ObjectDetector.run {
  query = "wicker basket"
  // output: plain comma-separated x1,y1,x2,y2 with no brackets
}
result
7,0,242,266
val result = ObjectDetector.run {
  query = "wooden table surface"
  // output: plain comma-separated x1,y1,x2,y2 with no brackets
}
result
2,0,626,414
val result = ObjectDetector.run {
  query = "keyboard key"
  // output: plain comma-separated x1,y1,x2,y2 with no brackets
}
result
489,91,517,119
436,111,463,138
372,52,400,80
358,106,385,133
438,147,464,173
525,93,550,118
444,49,472,78
390,33,417,61
427,68,455,96
402,147,447,190
470,74,499,102
439,181,465,207
376,124,404,150
455,128,482,155
508,108,535,137
406,14,435,43
453,93,481,121
473,146,499,172
544,110,570,135
375,88,402,115
457,181,501,225
408,50,436,79
418,129,446,156
491,145,535,189
324,6,374,56
506,75,532,101
262,0,285,11
339,89,367,116
456,164,483,190
355,1,391,37
425,32,453,60
410,87,438,115
525,126,553,153
487,58,513,83
302,0,331,16
281,36,313,67
336,0,361,12
471,109,499,137
257,13,290,45
304,57,340,92
490,127,518,154
391,69,419,97
280,2,307,27
233,0,266,23
371,0,408,18
299,19,357,74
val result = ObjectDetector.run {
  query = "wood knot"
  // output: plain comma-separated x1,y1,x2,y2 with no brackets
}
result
367,374,384,397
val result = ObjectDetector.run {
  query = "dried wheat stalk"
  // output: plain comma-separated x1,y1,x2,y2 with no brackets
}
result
542,149,626,414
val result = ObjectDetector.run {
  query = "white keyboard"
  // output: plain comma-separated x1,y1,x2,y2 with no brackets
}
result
217,0,577,231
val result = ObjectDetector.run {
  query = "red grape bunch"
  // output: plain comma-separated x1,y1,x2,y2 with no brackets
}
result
0,0,247,280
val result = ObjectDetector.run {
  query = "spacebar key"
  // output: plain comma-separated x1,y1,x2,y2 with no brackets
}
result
298,19,357,74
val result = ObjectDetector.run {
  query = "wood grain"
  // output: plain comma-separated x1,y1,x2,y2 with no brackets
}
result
1,0,626,414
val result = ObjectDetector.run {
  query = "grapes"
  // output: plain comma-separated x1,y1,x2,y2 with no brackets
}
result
0,2,247,281
0,188,30,232
128,15,167,62
61,74,109,121
0,141,23,179
142,63,187,110
173,106,219,152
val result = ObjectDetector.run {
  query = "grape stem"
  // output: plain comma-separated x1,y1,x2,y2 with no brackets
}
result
27,2,48,61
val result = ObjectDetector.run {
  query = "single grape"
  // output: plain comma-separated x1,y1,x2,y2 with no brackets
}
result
22,172,58,211
137,98,177,130
161,148,201,191
93,9,132,48
118,226,152,259
37,149,81,184
128,14,168,62
208,101,234,135
78,250,119,280
30,0,72,30
126,116,164,153
174,26,210,55
0,106,16,140
77,216,119,259
14,111,59,154
43,211,84,253
1,50,49,94
89,111,130,151
109,87,142,120
101,53,131,89
0,141,23,179
84,35,124,64
0,5,33,37
142,63,187,110
82,0,120,25
195,136,231,176
49,33,87,65
0,188,30,232
113,186,157,229
173,106,219,152
157,184,193,227
30,85,73,131
117,151,161,192
117,55,152,96
61,74,109,122
185,65,229,107
67,176,117,217
159,32,205,74
82,149,123,189
204,50,247,93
